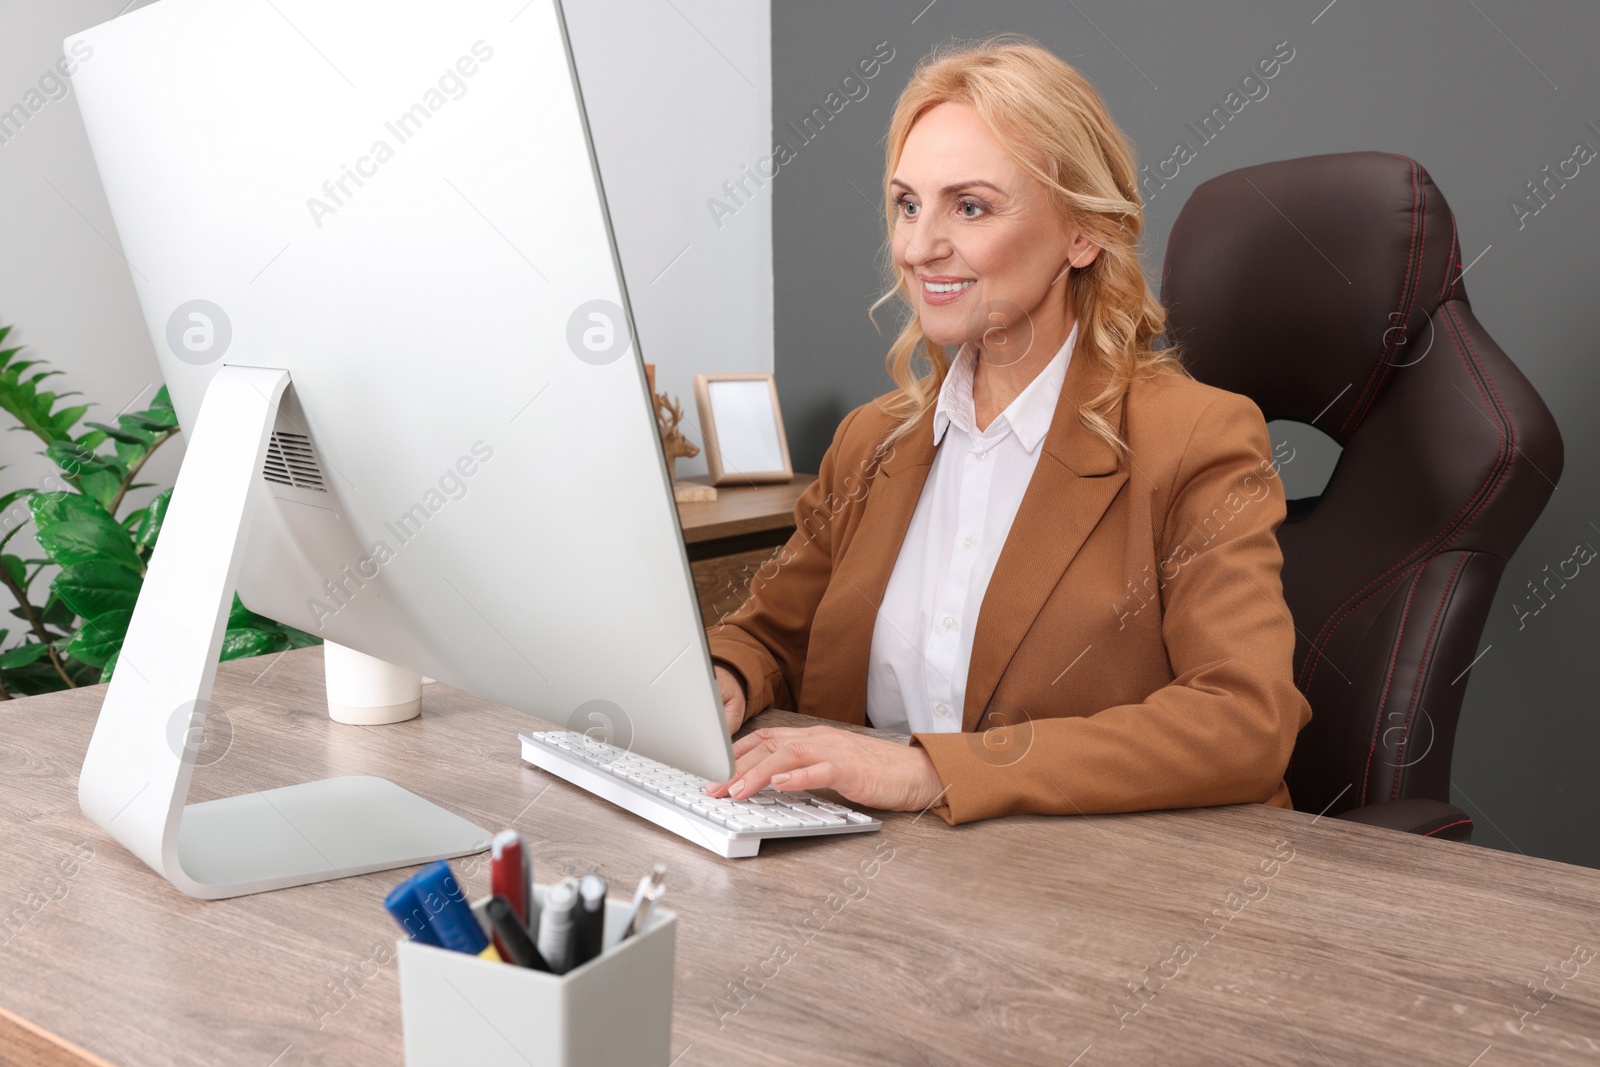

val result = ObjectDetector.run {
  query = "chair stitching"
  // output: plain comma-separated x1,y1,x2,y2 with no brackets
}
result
1340,159,1421,439
1298,308,1508,693
1360,565,1425,806
1389,551,1469,798
1443,302,1517,547
1348,161,1427,436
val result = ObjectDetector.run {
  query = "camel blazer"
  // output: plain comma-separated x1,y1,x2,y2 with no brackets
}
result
705,348,1312,826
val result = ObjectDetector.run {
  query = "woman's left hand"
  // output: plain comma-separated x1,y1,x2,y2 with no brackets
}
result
704,725,946,812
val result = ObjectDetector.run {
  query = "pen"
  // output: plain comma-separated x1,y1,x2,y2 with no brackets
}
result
382,879,444,947
620,864,667,943
573,874,606,967
490,830,530,958
491,830,529,923
536,877,579,975
486,895,551,971
411,861,501,962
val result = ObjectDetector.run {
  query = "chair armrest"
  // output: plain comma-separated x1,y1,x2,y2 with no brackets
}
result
1332,798,1473,842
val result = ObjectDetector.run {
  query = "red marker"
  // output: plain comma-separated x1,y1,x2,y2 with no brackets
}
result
490,830,531,951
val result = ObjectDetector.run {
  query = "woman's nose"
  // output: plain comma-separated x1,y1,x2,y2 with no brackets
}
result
901,220,952,267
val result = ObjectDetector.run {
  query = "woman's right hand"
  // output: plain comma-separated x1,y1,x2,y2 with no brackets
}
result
714,664,747,735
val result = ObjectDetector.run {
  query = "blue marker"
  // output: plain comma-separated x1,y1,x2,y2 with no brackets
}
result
383,878,444,946
402,861,501,961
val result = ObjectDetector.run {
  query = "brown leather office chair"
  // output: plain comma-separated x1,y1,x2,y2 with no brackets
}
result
1161,151,1563,843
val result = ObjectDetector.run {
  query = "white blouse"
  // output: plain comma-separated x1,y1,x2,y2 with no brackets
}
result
864,320,1079,734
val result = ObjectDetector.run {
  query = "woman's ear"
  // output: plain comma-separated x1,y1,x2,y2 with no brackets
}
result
1068,234,1102,269
1051,229,1101,283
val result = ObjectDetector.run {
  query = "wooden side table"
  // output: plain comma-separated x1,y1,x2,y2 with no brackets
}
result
675,475,815,626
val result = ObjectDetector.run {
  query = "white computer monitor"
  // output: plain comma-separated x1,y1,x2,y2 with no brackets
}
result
68,0,735,898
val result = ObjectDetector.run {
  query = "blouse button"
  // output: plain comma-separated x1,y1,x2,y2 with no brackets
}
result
941,615,954,630
974,450,987,460
961,536,974,549
934,703,950,716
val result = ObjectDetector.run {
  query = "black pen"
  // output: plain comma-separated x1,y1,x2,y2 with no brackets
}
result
574,874,607,966
486,895,551,971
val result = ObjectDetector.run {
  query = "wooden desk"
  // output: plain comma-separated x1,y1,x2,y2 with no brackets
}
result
3,646,1598,1066
676,475,814,626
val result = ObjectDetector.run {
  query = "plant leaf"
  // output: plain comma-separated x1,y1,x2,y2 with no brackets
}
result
84,420,148,445
51,403,90,436
30,493,143,571
121,412,176,433
221,627,290,660
41,595,76,630
45,441,116,476
135,397,178,429
113,414,156,443
134,488,172,549
225,596,321,649
78,469,123,513
0,641,51,668
52,560,144,620
63,608,134,668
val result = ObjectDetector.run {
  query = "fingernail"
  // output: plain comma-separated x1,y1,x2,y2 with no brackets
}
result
729,778,745,796
770,773,791,785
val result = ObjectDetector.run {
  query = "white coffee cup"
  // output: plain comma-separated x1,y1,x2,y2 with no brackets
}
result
324,641,423,725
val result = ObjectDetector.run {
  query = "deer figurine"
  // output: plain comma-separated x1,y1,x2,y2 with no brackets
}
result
654,390,699,483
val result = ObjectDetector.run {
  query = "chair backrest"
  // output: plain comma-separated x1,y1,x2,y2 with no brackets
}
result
1161,151,1563,817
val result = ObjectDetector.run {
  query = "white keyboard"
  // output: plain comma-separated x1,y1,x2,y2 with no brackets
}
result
518,730,882,858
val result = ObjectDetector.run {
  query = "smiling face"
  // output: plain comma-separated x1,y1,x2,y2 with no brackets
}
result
891,101,1100,362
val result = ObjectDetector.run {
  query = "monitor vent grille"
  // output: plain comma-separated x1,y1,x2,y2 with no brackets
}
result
262,431,327,491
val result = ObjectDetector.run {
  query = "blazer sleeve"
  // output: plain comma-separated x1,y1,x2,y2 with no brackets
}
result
705,406,867,726
910,391,1313,825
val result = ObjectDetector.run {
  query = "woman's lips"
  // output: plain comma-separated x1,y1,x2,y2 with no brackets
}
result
920,278,975,306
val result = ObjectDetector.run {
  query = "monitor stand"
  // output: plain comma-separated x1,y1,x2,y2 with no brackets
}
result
77,364,489,899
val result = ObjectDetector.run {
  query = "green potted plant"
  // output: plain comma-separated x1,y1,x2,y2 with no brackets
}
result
0,320,317,698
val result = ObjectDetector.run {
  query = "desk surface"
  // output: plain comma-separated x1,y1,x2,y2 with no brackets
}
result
3,646,1598,1066
675,475,814,545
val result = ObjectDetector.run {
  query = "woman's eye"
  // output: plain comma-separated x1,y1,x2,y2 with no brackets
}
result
959,199,985,218
896,196,919,219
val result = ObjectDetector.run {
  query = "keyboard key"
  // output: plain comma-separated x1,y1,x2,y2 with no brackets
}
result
783,808,826,827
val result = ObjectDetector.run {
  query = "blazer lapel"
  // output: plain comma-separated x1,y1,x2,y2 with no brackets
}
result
960,347,1128,731
809,345,1128,730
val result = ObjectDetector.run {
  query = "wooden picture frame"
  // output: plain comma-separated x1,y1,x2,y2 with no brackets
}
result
692,372,794,486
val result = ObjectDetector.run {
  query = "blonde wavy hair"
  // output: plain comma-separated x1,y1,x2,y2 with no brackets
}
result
869,35,1187,463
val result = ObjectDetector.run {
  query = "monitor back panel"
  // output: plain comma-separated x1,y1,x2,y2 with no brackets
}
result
69,0,734,780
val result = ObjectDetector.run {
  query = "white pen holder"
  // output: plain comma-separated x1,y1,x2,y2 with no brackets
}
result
397,884,676,1067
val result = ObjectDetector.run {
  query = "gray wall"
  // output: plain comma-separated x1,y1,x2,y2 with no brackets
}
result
772,1,1599,868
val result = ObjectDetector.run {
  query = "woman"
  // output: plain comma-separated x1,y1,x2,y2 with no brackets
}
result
704,36,1311,826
